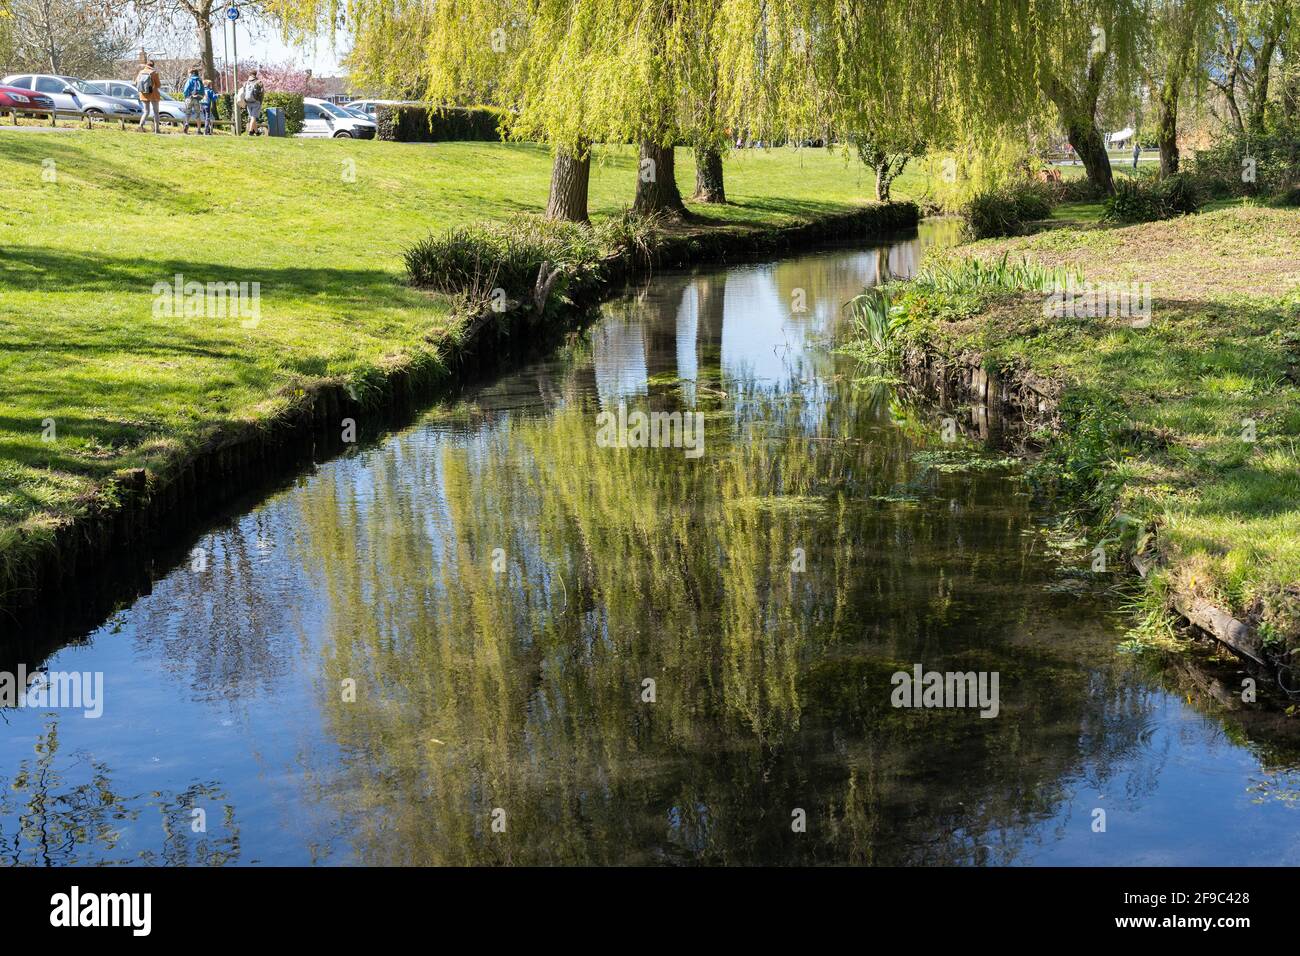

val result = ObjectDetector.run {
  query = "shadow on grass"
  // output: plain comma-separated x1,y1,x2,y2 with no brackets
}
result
1015,295,1300,524
0,245,442,480
0,136,218,214
714,194,867,222
0,244,411,299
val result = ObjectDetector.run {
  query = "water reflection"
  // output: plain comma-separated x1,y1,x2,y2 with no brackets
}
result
4,221,1299,865
0,717,240,866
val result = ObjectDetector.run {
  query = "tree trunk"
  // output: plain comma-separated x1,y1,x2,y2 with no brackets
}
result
196,9,217,81
1282,37,1299,122
634,141,688,218
692,146,726,203
1043,52,1114,195
1157,75,1180,177
546,147,591,222
1247,3,1285,133
1067,120,1115,194
874,160,891,201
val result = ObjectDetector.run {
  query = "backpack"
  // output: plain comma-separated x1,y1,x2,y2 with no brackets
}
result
139,71,153,95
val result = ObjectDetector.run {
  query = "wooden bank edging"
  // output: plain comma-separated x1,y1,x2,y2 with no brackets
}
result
1,201,921,624
896,343,1277,677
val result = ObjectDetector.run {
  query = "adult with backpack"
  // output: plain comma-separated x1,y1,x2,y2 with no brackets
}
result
236,71,264,136
135,59,161,134
181,67,204,134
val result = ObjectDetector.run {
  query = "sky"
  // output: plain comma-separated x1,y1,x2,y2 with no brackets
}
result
216,15,350,75
145,11,352,77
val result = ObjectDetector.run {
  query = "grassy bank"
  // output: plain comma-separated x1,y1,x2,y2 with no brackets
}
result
0,131,898,598
857,205,1300,654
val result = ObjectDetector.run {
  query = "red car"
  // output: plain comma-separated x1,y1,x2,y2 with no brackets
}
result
0,83,56,113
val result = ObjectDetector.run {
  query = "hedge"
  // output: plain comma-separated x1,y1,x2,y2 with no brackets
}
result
264,93,304,135
215,91,304,135
375,105,508,143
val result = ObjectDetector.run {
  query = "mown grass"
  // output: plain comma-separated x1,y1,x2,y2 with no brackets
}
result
0,130,892,590
875,206,1300,648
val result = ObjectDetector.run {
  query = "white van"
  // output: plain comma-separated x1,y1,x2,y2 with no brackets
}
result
298,98,377,139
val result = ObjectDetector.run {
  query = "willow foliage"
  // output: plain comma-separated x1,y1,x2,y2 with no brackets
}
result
273,0,1155,152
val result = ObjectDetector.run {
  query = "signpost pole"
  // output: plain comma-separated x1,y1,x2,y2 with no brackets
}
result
221,14,229,98
228,5,241,136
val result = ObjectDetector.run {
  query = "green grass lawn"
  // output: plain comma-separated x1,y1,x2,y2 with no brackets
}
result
873,206,1300,649
0,131,887,587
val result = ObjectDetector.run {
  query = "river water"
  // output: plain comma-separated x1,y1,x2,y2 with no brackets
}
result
3,221,1299,865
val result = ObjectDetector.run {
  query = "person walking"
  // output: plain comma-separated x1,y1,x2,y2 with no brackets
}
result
181,67,204,134
200,77,217,135
238,70,264,136
135,59,161,134
1132,139,1141,170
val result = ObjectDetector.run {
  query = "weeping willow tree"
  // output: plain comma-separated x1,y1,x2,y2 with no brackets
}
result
271,0,743,220
711,0,1134,195
819,0,1149,196
276,0,1151,209
1242,0,1293,131
820,1,1012,201
416,0,629,221
1281,1,1300,124
1147,0,1216,176
1021,0,1149,194
684,0,727,202
340,0,436,98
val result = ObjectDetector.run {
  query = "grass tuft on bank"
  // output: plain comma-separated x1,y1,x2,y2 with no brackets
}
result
856,205,1300,650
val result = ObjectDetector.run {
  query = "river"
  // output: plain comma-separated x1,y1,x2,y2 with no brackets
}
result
2,221,1298,865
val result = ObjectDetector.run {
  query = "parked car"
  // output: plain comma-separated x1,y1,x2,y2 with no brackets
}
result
90,80,188,124
0,74,141,119
343,99,421,121
298,98,377,139
0,83,56,114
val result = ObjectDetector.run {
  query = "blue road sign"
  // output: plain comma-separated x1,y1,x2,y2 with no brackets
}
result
226,6,240,20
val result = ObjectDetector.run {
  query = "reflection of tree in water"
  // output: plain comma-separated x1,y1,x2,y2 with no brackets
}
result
131,512,297,703
0,717,240,866
287,262,1167,865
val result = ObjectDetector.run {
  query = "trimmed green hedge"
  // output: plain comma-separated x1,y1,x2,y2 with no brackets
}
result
375,105,508,143
215,91,304,135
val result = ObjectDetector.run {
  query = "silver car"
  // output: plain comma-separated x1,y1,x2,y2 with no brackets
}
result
90,80,188,124
344,99,422,121
1,73,141,119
